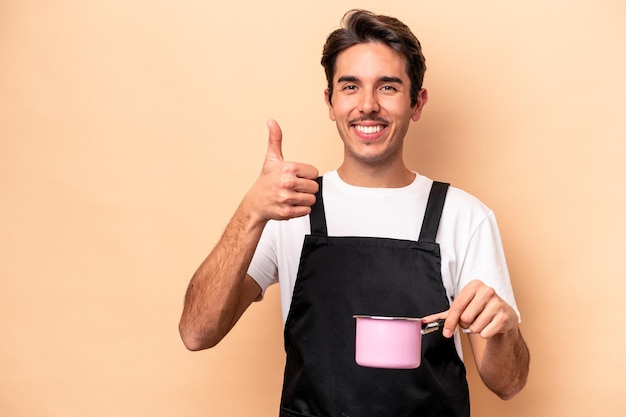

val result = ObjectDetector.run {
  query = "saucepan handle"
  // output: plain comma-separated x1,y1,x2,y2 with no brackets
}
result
421,319,446,335
421,318,472,335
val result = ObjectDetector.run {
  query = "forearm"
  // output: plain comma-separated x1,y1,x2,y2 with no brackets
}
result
474,327,530,400
179,120,319,350
179,200,266,351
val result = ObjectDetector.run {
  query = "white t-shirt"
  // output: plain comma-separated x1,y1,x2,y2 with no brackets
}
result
248,170,519,356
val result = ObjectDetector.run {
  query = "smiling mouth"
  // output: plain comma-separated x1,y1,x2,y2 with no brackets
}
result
354,124,384,134
350,116,389,134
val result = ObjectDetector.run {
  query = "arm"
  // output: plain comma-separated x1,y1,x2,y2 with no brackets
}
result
178,207,265,351
444,280,530,400
178,120,319,351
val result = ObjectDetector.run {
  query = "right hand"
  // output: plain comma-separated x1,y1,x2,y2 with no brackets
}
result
244,119,319,222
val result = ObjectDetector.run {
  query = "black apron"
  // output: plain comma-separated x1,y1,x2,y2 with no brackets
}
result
279,178,469,417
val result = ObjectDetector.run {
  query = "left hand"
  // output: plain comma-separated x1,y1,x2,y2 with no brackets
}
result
423,279,519,339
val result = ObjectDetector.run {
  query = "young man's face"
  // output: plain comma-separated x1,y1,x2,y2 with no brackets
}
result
325,42,427,169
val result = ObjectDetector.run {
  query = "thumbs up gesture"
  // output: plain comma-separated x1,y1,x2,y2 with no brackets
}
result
244,120,319,223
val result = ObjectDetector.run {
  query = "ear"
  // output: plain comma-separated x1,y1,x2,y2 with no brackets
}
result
411,88,428,122
324,89,336,121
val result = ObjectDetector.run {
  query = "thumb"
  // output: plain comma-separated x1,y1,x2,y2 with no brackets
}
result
265,119,284,163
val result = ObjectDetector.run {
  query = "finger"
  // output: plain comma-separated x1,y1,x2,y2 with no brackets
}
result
461,283,504,329
265,119,284,163
446,281,506,337
471,297,518,338
277,205,314,220
279,161,319,182
291,176,320,194
293,163,320,182
444,290,477,338
442,306,463,338
420,310,448,324
287,191,317,209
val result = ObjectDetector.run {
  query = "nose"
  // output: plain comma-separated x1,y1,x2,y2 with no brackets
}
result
358,89,380,114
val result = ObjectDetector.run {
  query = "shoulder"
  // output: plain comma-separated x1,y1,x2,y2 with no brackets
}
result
410,172,492,216
444,185,492,215
434,182,496,238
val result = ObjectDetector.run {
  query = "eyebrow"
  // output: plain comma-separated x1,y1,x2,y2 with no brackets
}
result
337,75,359,83
379,76,403,84
337,75,403,84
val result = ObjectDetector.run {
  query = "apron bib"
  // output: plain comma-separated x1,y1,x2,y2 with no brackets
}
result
279,178,469,417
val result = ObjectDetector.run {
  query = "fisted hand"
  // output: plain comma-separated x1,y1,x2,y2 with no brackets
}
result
422,280,520,339
244,119,319,223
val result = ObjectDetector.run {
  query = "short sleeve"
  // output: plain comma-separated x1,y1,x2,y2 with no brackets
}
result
457,211,521,320
247,221,279,298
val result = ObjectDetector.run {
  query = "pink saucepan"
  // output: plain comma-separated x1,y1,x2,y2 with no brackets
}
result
353,315,448,369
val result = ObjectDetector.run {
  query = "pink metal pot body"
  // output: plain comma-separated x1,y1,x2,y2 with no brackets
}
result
354,316,423,369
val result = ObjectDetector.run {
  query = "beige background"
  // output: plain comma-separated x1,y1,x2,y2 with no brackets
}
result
1,0,625,416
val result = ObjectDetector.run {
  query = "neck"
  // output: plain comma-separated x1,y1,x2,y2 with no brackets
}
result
337,162,415,188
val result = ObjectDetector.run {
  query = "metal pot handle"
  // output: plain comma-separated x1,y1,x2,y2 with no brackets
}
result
422,318,472,335
421,319,446,335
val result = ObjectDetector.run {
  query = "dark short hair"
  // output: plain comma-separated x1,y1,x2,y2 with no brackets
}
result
321,9,426,107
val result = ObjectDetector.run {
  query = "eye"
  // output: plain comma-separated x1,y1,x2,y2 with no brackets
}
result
342,84,358,91
380,85,398,92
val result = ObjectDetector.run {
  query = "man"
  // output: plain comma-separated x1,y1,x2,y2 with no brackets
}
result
179,9,529,417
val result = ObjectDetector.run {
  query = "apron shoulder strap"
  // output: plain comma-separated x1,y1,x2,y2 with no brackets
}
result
418,181,450,243
309,176,328,236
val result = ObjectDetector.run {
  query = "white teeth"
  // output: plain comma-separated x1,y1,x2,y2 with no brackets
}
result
355,125,383,134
